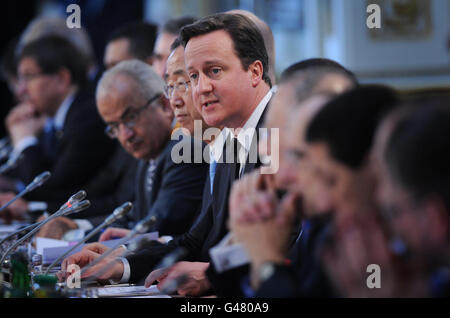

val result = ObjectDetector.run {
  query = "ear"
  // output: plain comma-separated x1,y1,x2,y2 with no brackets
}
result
56,67,72,90
248,60,264,87
424,197,449,244
145,56,154,66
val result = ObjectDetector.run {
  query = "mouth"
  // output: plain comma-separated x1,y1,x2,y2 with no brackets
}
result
202,101,219,111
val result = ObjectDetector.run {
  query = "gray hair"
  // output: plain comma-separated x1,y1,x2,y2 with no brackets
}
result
96,59,166,102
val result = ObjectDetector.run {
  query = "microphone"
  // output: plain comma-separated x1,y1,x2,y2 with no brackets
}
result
79,215,157,280
57,190,87,212
0,190,86,252
0,200,91,267
0,171,51,214
147,247,188,293
44,202,133,274
0,219,47,251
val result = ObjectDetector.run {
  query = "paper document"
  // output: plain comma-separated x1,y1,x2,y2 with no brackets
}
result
95,285,171,298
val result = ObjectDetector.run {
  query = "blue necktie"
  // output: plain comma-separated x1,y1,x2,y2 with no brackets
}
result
209,159,217,194
42,119,57,160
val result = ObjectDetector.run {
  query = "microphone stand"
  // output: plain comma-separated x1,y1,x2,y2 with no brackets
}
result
0,171,51,214
78,216,157,283
0,200,90,266
44,202,133,274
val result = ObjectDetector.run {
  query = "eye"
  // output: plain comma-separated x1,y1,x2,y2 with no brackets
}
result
189,73,198,83
210,67,222,77
124,111,139,123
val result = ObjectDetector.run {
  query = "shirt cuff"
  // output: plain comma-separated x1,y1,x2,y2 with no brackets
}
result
12,136,38,155
117,257,131,283
27,201,48,212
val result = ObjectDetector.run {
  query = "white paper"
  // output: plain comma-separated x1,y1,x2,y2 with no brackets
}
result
36,237,69,255
95,285,170,298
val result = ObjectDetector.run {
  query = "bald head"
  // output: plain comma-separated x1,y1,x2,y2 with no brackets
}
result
226,10,276,84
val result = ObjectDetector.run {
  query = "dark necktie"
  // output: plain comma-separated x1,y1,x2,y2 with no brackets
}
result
42,120,58,160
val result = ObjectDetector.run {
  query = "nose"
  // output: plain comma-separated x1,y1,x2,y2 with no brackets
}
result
16,81,28,101
118,123,135,143
197,73,213,95
170,90,184,109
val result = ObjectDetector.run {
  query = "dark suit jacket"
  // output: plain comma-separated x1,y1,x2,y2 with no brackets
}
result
254,215,337,298
126,98,271,284
8,87,116,207
69,145,138,224
116,137,208,237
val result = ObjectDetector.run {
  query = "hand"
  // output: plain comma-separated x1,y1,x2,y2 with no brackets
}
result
229,169,277,224
230,192,298,289
145,261,211,296
36,216,78,240
59,249,124,282
0,192,28,221
6,103,47,146
0,176,20,192
82,242,126,258
320,212,427,297
99,227,130,242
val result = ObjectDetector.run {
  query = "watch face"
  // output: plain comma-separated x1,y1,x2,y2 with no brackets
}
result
260,262,275,282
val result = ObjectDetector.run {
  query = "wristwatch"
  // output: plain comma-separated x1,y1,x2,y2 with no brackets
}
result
258,262,276,283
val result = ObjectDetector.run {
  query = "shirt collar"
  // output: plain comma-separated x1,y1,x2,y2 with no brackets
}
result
53,90,76,130
237,89,272,153
209,89,273,163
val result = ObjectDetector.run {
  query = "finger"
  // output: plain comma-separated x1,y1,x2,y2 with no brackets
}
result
98,230,111,242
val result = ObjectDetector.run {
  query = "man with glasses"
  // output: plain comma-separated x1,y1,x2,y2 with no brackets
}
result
165,37,211,137
0,35,115,223
93,59,208,243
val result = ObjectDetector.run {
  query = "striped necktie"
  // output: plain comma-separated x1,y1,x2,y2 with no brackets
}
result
145,159,157,195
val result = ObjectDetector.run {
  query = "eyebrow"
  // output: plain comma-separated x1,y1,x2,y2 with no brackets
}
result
106,105,134,125
187,60,224,71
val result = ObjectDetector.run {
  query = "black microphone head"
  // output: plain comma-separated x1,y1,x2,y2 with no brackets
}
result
67,190,87,205
63,200,90,216
134,215,157,233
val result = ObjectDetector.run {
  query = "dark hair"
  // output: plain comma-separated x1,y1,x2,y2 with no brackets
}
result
170,37,182,52
162,16,197,35
108,21,158,60
281,58,358,85
20,35,88,86
180,13,272,87
1,37,19,81
306,85,398,169
385,99,450,210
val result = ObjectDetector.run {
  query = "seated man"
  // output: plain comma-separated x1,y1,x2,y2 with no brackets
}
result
325,99,450,297
61,13,273,293
103,21,158,70
220,59,358,297
165,37,212,137
0,35,115,221
93,59,207,239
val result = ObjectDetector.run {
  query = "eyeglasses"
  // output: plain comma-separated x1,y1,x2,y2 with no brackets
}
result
17,72,44,84
104,94,161,139
164,80,190,98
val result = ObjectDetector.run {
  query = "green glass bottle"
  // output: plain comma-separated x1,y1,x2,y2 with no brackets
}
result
10,251,31,298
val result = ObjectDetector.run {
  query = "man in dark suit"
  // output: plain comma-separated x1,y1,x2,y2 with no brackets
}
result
0,36,115,222
61,13,273,292
93,58,208,240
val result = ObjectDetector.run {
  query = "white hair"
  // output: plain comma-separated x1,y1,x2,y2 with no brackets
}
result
96,59,165,102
